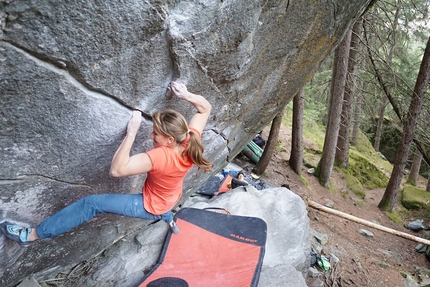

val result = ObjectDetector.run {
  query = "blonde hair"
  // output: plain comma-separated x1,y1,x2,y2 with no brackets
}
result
152,110,213,172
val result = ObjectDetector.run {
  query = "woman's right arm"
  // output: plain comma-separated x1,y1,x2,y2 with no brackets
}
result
169,81,211,134
110,110,153,177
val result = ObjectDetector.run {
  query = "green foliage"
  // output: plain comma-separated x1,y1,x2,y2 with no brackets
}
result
303,99,327,125
302,118,326,152
304,57,332,122
283,101,330,157
282,102,293,128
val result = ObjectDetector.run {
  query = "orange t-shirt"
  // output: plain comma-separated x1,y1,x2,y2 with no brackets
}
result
143,128,200,215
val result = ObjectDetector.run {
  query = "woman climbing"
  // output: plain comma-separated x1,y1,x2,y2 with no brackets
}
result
0,81,213,247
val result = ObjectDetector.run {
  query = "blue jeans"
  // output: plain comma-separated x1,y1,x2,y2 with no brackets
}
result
35,194,173,239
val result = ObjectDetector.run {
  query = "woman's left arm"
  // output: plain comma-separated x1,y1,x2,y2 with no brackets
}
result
110,111,153,177
169,81,211,134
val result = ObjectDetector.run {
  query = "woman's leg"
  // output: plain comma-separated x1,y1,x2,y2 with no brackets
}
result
160,211,173,223
0,193,178,246
36,194,160,239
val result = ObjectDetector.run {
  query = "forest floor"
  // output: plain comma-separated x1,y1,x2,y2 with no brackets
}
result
232,125,430,287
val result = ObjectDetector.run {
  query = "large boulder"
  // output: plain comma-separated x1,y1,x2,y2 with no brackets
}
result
1,0,372,286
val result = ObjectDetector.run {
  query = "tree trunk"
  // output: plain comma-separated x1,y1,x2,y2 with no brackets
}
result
427,174,430,192
289,88,304,174
373,96,388,151
408,149,422,186
378,35,430,211
351,61,366,147
336,19,362,166
315,32,351,187
351,95,362,147
253,112,283,175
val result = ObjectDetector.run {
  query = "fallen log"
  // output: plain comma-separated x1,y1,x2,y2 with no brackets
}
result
306,198,430,246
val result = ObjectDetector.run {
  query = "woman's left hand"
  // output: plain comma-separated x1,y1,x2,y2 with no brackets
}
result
127,110,142,136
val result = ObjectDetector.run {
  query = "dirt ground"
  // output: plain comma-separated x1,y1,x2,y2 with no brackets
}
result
233,125,430,287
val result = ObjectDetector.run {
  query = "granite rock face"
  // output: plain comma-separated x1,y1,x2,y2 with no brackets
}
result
1,0,372,286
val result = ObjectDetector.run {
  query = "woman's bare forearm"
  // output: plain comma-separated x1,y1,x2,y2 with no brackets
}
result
110,111,143,177
169,81,212,133
110,134,136,177
181,91,212,115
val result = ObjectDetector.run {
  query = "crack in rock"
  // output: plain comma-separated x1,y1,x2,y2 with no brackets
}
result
1,41,152,121
0,174,91,188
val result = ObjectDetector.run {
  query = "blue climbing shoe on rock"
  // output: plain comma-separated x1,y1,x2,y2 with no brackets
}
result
0,221,33,247
169,220,179,234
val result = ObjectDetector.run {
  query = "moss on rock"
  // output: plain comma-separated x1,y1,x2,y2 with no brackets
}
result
345,150,389,190
401,186,430,212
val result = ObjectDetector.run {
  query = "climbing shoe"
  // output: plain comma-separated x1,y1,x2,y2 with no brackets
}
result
0,221,33,247
169,220,179,234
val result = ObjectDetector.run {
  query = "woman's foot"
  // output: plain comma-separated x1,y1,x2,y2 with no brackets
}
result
169,220,179,234
0,221,35,248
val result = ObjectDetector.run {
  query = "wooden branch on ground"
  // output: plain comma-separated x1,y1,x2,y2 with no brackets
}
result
307,199,430,246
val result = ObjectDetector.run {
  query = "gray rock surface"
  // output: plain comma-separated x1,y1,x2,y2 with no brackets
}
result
415,243,427,253
308,266,320,278
16,276,41,287
259,264,307,287
1,0,373,285
403,274,420,287
324,198,335,208
312,278,325,287
359,228,374,237
312,229,329,246
407,219,425,231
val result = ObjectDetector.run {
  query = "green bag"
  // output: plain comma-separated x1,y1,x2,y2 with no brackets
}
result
317,255,331,271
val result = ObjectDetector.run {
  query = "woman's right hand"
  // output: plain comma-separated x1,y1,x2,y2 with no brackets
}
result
127,110,142,136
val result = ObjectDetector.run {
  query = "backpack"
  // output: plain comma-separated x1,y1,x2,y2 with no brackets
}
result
253,135,266,148
310,252,331,271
